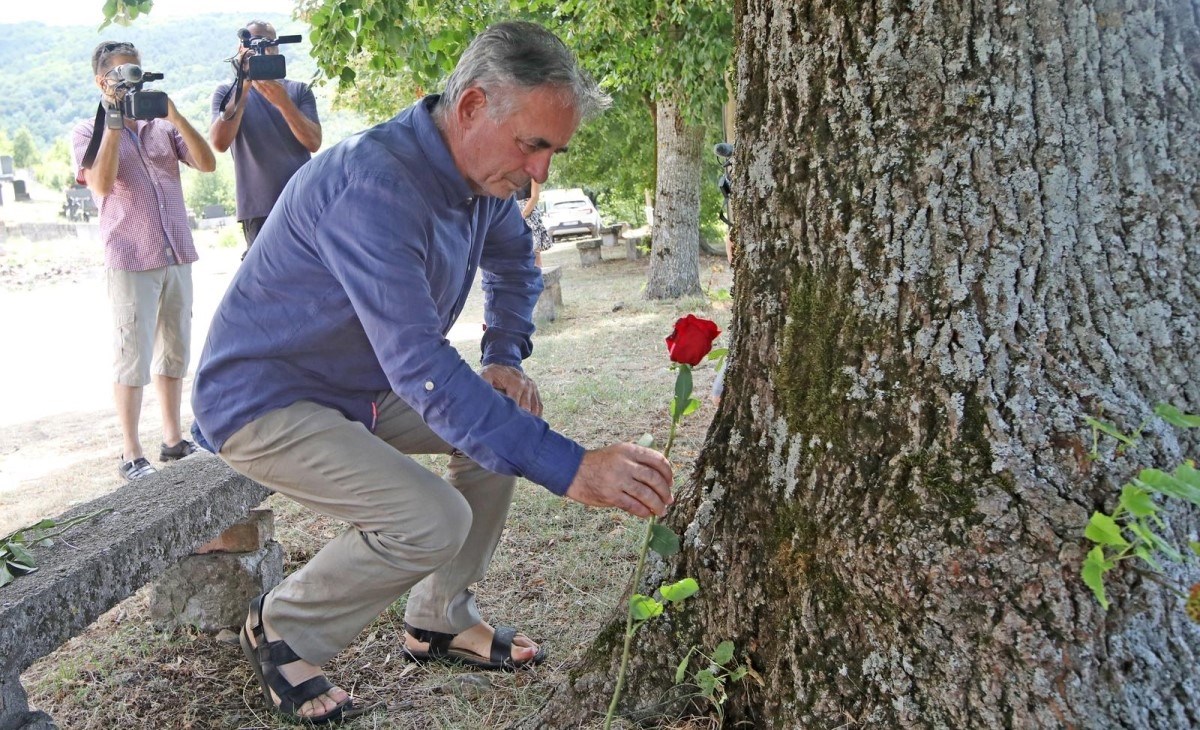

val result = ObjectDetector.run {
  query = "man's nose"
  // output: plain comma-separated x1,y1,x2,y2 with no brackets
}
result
526,151,553,184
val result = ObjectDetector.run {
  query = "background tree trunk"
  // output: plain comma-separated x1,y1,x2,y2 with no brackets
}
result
539,0,1200,727
645,92,704,299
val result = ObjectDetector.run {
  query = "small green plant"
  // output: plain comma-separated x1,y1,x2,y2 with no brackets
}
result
675,640,761,726
1081,403,1200,618
1,510,112,588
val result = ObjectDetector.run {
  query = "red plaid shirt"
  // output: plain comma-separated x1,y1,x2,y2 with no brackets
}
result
72,117,200,271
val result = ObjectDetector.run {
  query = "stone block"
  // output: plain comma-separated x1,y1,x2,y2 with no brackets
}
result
195,509,274,554
149,541,283,632
575,237,602,266
534,266,563,323
0,672,55,730
625,235,648,260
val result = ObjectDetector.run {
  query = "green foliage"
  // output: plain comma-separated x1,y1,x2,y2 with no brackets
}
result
648,522,680,557
673,640,759,727
12,127,41,168
34,138,76,192
1081,404,1200,620
0,14,367,150
1,511,112,589
184,162,235,217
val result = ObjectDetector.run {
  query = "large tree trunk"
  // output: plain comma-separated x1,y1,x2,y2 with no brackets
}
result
540,0,1200,727
645,91,704,299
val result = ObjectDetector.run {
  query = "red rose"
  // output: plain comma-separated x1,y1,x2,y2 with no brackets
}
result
665,315,721,366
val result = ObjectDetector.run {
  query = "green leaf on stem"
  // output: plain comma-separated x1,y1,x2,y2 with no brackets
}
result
1190,541,1200,557
707,348,728,361
675,649,693,684
673,366,693,419
1154,403,1200,428
637,433,655,448
1084,416,1138,447
660,577,699,603
629,594,663,621
649,523,680,557
729,666,749,681
681,398,702,417
711,640,735,666
1136,469,1200,507
7,560,35,575
695,668,717,697
0,564,13,588
1134,546,1163,572
7,543,34,567
1082,547,1111,609
1136,520,1183,561
1118,485,1157,517
1084,512,1127,547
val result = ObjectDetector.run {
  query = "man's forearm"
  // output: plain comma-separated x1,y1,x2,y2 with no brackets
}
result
277,98,322,153
83,125,122,196
209,96,246,153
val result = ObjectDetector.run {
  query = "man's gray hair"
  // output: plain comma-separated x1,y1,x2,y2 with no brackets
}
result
91,41,139,75
439,21,610,121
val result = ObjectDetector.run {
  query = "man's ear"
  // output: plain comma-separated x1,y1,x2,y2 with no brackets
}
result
456,87,488,128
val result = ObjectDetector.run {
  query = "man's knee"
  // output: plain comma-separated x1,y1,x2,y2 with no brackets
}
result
376,489,472,569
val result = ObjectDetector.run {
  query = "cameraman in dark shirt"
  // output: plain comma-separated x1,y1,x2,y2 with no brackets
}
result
209,20,321,253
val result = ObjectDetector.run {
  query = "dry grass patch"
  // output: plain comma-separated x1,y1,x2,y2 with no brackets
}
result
21,243,733,729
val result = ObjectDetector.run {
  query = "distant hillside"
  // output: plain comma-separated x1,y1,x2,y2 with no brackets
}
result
0,13,367,149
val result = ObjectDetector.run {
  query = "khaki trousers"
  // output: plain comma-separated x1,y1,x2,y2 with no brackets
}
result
220,392,516,664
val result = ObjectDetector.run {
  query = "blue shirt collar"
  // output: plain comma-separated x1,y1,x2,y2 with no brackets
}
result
413,95,477,209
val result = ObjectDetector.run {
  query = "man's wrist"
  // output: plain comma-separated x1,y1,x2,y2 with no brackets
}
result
104,105,124,130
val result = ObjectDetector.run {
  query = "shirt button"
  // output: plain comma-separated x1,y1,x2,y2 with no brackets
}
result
424,381,435,391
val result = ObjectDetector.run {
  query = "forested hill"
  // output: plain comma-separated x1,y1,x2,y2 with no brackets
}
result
0,13,361,148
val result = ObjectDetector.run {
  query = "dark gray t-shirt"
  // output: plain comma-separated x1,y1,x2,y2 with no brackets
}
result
210,79,319,221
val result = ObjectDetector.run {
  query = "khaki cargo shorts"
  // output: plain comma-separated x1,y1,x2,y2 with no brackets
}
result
107,264,193,386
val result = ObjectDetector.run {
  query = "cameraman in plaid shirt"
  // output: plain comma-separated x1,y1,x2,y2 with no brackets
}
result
72,40,216,481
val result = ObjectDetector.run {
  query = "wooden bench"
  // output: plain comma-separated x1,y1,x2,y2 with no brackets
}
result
0,455,271,729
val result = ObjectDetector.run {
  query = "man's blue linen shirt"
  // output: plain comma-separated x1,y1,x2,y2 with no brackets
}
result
191,96,586,495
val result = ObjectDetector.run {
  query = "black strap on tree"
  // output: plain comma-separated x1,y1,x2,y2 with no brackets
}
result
79,103,107,169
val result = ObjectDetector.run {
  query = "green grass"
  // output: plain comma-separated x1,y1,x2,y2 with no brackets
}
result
20,241,733,729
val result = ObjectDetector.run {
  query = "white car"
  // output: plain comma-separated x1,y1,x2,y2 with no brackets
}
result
540,188,602,240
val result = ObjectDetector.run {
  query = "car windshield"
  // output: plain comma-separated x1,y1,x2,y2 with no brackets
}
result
552,201,590,210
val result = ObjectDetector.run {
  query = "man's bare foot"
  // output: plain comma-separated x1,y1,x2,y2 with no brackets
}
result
244,609,350,719
405,621,541,665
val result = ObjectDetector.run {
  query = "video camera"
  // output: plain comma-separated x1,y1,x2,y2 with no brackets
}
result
110,63,168,120
238,28,302,80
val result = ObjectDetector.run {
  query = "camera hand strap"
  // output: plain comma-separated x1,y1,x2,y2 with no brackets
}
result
217,58,248,116
80,103,107,170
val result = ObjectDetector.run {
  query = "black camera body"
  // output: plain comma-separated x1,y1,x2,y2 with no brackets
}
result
112,63,168,120
239,29,302,80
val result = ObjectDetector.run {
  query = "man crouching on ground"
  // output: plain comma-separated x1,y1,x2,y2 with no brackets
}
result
191,21,673,723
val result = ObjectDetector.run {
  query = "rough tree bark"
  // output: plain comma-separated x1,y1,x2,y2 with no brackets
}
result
645,91,705,300
539,0,1200,727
